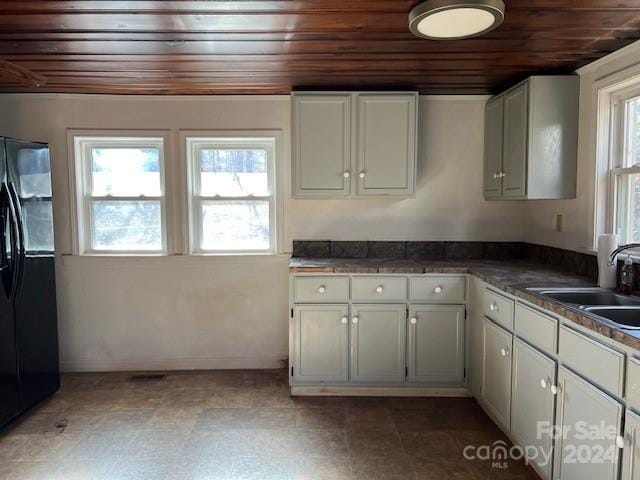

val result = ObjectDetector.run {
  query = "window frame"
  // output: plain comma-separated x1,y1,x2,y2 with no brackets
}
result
70,132,169,256
608,85,640,244
184,133,278,255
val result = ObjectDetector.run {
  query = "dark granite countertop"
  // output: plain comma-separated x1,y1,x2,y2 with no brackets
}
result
289,257,640,352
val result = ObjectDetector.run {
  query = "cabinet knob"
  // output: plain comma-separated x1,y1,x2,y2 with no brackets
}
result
500,171,507,178
352,317,359,324
550,384,561,396
317,285,326,293
493,172,500,179
540,379,548,389
376,285,384,293
341,316,348,324
500,348,510,357
489,302,499,312
434,286,443,294
616,435,627,449
343,171,350,178
359,171,366,179
410,317,417,325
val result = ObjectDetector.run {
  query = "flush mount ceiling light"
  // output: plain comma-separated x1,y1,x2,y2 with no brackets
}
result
409,0,505,40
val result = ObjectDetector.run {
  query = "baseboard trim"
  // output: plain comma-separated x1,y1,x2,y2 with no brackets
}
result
60,355,288,373
290,386,471,397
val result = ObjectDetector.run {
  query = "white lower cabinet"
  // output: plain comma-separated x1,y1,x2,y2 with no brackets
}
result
482,318,513,430
623,409,640,480
407,304,465,385
553,367,623,480
350,304,406,383
293,304,349,383
510,338,556,479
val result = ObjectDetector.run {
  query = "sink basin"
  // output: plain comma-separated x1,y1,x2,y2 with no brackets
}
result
584,307,640,329
528,288,640,307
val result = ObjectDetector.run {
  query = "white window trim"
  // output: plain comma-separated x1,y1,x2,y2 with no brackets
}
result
593,63,640,250
180,130,283,256
67,130,172,256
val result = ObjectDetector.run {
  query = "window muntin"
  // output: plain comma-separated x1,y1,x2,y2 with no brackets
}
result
74,137,167,254
187,137,276,254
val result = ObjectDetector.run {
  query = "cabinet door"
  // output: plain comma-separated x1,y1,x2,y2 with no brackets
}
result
554,367,623,480
356,94,417,196
484,95,504,199
511,339,556,479
482,318,513,430
351,304,406,383
502,83,528,198
293,304,349,383
622,409,640,480
293,94,352,196
407,305,465,385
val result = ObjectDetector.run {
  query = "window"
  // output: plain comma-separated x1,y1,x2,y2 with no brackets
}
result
186,136,276,254
611,89,640,244
73,136,167,254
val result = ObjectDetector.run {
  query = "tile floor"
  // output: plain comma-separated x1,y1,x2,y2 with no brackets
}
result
0,370,539,479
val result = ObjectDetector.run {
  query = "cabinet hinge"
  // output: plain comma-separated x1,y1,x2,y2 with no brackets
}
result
464,309,468,319
406,308,409,318
464,367,467,378
290,308,294,318
291,366,294,376
405,366,408,377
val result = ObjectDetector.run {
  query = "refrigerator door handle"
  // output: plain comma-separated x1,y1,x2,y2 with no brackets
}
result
7,183,24,300
1,184,19,301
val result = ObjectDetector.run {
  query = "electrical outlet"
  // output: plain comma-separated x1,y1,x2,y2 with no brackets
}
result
554,213,564,233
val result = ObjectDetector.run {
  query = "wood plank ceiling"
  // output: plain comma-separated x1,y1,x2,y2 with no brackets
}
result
0,0,640,95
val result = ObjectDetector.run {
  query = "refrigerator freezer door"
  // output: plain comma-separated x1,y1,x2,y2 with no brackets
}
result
5,139,59,411
0,139,19,428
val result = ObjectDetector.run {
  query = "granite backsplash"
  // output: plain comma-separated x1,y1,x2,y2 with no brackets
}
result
291,240,599,280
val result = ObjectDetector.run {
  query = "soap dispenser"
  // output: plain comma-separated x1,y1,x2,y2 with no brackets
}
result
620,254,635,295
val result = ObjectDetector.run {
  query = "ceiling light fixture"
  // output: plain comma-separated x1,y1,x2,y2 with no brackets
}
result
408,0,505,40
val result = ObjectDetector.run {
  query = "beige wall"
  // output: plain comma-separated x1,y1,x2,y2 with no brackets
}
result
0,93,524,371
523,41,640,253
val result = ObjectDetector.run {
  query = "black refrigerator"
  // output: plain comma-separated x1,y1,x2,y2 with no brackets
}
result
0,137,59,429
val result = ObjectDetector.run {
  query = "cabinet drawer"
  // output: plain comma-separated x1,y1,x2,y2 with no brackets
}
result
483,289,515,331
352,276,407,302
627,357,640,413
409,276,465,303
558,325,624,397
514,303,558,354
293,276,349,303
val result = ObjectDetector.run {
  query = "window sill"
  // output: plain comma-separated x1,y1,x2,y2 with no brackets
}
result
60,252,289,268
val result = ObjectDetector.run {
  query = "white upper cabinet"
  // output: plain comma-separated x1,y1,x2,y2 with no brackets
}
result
356,94,417,196
502,83,529,198
293,94,352,196
484,96,504,199
483,76,578,200
292,92,418,197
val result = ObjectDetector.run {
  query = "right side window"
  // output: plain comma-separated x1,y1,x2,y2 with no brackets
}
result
613,92,640,243
185,135,276,254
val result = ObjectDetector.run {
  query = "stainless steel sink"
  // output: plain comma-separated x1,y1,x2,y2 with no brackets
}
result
528,288,640,307
583,307,640,330
527,288,640,330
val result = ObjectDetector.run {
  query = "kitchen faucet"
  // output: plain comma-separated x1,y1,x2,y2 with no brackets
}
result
609,243,640,266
